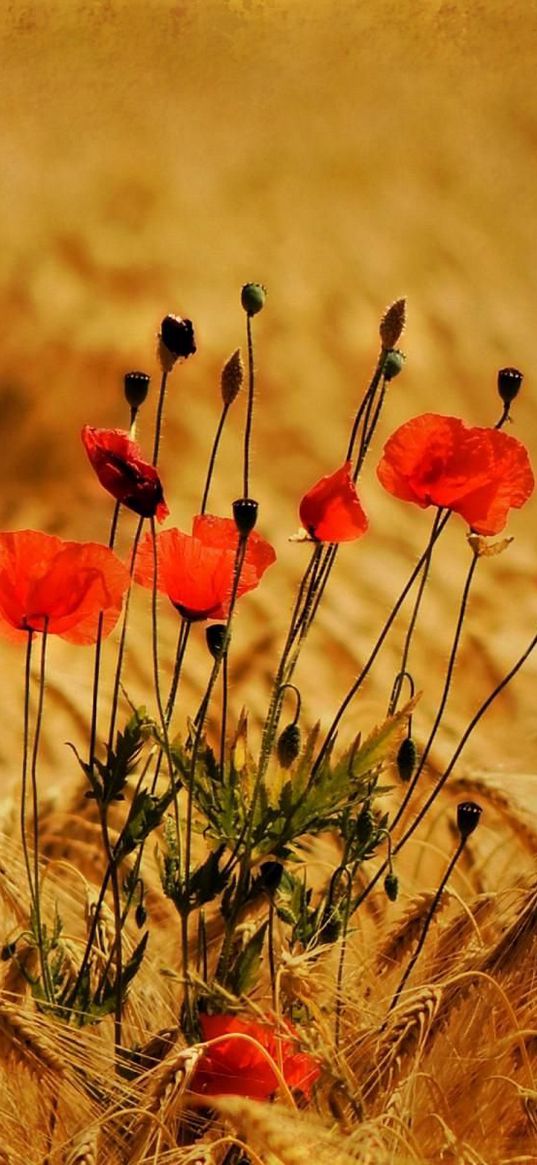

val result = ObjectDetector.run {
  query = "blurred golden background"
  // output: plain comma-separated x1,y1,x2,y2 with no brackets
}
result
1,0,536,804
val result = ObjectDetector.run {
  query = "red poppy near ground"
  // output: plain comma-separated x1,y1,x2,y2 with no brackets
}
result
299,460,369,542
189,1013,321,1100
377,414,534,535
134,515,276,621
0,531,130,644
81,426,169,522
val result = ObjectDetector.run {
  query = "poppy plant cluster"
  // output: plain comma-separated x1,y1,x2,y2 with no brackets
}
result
134,514,276,621
377,414,534,535
0,531,130,644
81,427,169,522
299,461,368,542
189,1013,321,1100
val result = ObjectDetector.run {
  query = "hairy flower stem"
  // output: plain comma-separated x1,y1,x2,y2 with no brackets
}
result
390,550,479,834
388,509,446,715
98,807,123,1058
200,401,230,515
89,501,121,771
312,511,451,780
107,516,145,754
28,625,54,1003
151,370,169,467
181,536,248,1029
388,834,466,1014
20,633,35,914
219,648,229,781
354,630,537,912
345,350,387,464
150,518,180,841
243,314,255,498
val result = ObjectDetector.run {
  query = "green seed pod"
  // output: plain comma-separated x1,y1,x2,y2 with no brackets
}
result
221,348,244,406
383,348,406,382
397,736,417,782
384,872,399,902
241,282,266,316
277,723,301,768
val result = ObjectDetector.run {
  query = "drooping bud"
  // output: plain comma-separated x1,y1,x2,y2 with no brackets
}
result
380,297,407,349
221,348,244,406
124,370,150,410
384,872,399,902
241,282,266,316
206,623,228,660
232,497,258,536
397,736,417,782
456,800,482,840
135,903,147,928
382,349,406,382
158,315,196,371
498,367,523,407
277,723,301,768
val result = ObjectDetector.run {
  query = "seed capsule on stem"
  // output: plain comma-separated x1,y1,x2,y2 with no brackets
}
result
456,800,482,840
498,366,523,407
232,497,258,536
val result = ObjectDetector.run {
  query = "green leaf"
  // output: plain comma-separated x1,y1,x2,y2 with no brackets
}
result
228,921,268,995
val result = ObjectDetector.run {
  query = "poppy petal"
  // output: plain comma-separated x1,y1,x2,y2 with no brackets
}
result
299,461,369,542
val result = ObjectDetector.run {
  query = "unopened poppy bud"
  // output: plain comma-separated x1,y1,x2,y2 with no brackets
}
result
457,800,482,840
206,623,227,659
124,371,150,410
397,736,417,782
498,367,523,407
277,723,301,768
221,348,244,406
383,349,406,382
241,282,266,316
380,297,406,349
159,315,196,369
356,803,373,845
232,497,258,536
135,903,147,928
384,872,399,902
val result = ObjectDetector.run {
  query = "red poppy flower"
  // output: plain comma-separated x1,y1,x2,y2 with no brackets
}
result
190,1013,321,1100
134,515,276,621
81,426,169,522
377,414,534,535
299,461,368,542
0,531,130,644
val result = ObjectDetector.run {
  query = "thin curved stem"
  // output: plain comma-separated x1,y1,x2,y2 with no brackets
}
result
30,622,54,1002
388,836,465,1013
107,516,145,754
200,402,230,515
311,511,451,781
353,628,537,912
243,315,255,498
20,632,35,911
388,509,445,716
390,551,479,834
151,370,169,467
89,501,121,770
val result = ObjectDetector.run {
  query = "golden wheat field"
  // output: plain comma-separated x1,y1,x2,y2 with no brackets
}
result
1,2,537,1163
